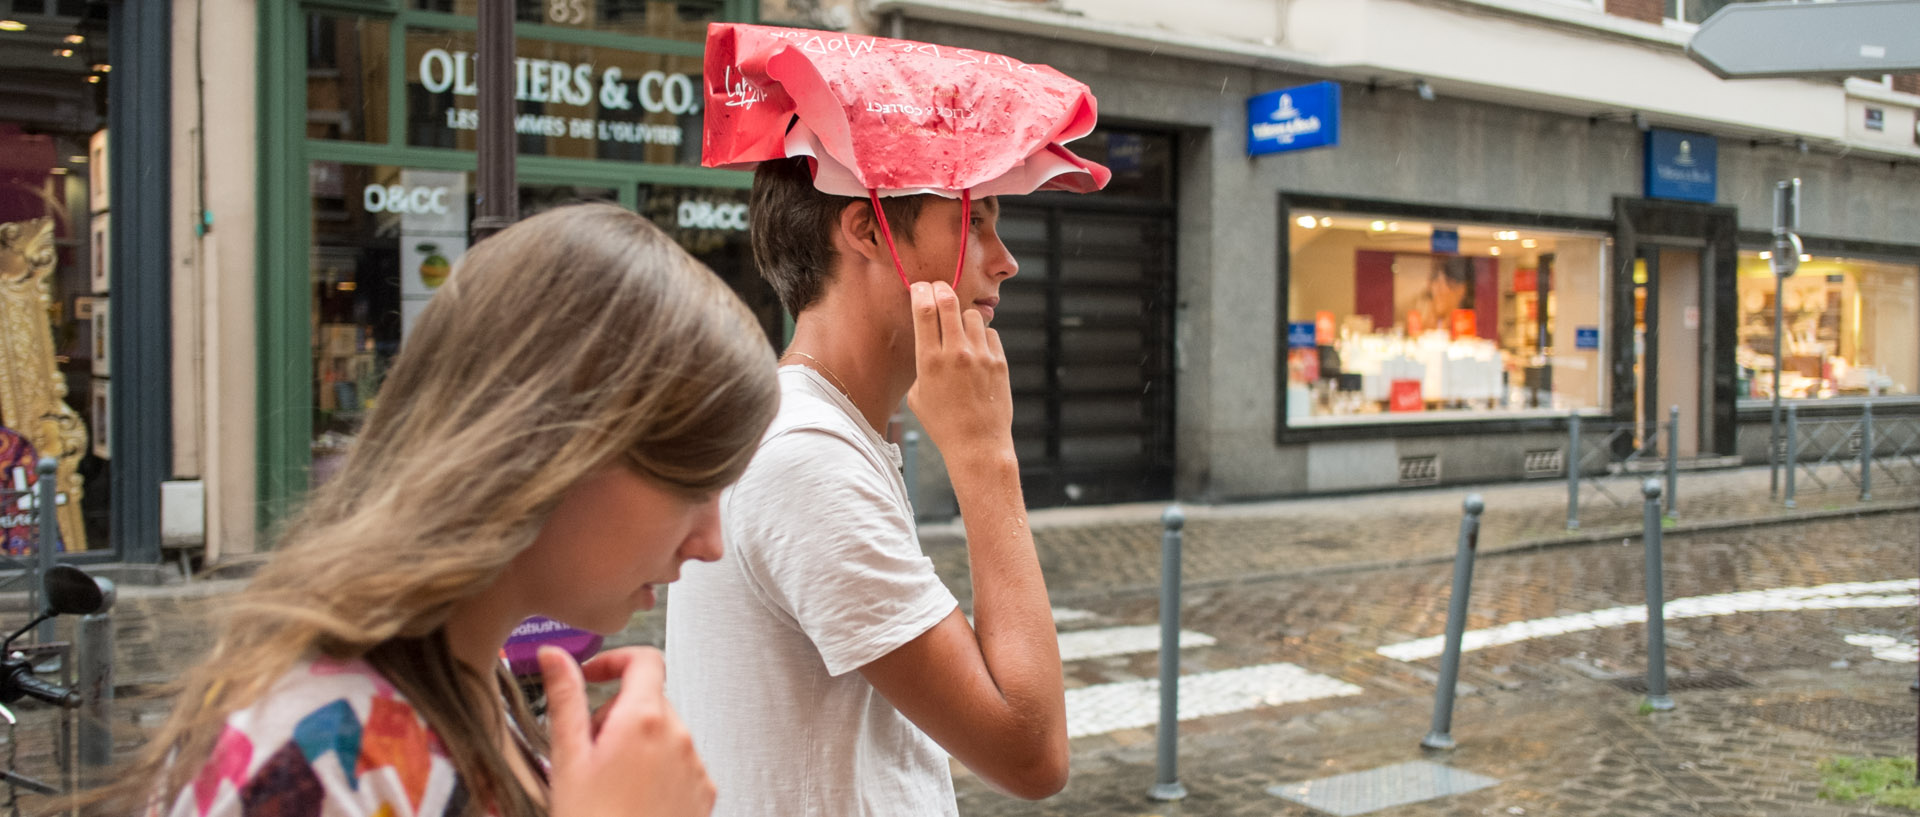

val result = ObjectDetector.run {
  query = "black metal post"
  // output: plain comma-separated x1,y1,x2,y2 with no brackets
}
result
1642,479,1673,711
473,0,518,241
34,458,57,645
1665,405,1679,518
1150,505,1187,801
1422,495,1484,751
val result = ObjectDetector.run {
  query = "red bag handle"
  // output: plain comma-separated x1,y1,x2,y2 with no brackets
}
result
867,188,974,291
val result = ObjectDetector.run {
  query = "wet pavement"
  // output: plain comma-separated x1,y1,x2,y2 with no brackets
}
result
953,512,1920,816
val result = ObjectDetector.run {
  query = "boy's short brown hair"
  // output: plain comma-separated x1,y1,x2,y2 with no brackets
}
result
750,157,930,316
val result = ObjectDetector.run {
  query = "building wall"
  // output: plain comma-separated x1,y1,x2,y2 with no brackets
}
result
169,0,258,559
907,17,1920,503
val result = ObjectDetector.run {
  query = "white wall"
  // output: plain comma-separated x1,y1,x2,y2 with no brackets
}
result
170,0,257,558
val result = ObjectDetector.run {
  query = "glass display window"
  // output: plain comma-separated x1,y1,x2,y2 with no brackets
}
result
1285,211,1612,426
1735,252,1920,402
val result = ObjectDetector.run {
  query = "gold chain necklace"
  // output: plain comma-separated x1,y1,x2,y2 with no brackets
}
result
781,350,855,401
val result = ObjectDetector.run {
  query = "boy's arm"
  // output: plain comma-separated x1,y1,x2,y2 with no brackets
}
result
858,282,1068,800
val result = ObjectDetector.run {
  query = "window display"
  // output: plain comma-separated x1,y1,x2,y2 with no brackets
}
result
1735,252,1919,401
1285,212,1611,426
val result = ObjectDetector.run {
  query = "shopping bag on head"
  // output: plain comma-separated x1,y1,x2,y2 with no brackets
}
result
702,23,1111,286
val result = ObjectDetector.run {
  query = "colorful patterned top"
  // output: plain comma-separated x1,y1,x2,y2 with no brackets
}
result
155,657,472,817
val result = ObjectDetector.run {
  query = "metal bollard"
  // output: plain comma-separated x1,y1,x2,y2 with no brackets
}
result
1784,405,1799,509
1665,405,1679,518
1861,403,1873,502
1642,479,1674,711
75,606,114,780
1150,505,1188,801
34,457,57,645
901,430,921,523
1422,495,1484,751
1566,413,1581,531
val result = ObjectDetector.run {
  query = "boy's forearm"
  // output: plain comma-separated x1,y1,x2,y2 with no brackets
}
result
946,447,1063,725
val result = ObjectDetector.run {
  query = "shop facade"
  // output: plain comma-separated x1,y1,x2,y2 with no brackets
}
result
885,13,1920,505
0,0,171,565
255,0,766,524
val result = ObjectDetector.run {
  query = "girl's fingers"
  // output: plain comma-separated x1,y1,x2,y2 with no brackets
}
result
538,647,590,766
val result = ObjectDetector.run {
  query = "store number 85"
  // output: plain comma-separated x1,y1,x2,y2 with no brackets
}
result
549,0,588,24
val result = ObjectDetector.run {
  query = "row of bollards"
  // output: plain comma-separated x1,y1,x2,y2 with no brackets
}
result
1425,483,1674,748
1779,402,1887,508
1566,406,1682,532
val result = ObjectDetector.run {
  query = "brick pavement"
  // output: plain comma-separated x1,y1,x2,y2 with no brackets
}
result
954,512,1920,816
922,462,1920,604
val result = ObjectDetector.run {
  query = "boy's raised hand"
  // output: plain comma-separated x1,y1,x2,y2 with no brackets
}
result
907,281,1013,456
541,646,716,817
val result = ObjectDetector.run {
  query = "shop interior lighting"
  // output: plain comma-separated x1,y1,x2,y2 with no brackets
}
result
1489,246,1502,256
92,63,110,73
1520,239,1538,248
69,155,86,164
64,34,83,44
1370,220,1387,232
1799,254,1812,262
0,20,25,32
53,48,72,57
1495,230,1520,241
49,167,67,175
86,75,100,84
1318,217,1331,227
1759,251,1773,260
1296,215,1318,229
1387,222,1399,231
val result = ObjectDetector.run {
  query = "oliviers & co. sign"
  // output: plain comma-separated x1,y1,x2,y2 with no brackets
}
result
417,48,700,147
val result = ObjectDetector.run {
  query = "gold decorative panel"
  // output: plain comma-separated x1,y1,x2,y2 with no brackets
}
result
0,219,90,552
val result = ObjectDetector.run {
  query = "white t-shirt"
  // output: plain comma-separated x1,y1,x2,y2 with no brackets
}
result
665,366,960,817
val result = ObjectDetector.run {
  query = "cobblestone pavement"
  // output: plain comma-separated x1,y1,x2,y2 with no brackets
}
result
952,512,1920,817
923,463,1920,603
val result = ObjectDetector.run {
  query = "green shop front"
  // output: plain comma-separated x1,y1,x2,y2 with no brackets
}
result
259,0,774,522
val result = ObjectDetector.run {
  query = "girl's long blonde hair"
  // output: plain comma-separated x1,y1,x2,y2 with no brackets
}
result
117,203,778,817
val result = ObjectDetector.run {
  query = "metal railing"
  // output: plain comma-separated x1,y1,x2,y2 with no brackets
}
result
1780,403,1920,507
1566,407,1680,530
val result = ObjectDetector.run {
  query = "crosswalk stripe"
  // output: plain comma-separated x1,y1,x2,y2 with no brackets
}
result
1051,607,1099,625
1058,626,1216,662
1376,578,1920,662
1065,663,1364,739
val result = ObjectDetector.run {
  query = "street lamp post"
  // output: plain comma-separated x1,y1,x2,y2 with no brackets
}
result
473,0,518,241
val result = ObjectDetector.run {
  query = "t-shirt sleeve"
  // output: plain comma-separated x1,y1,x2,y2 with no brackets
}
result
728,427,959,677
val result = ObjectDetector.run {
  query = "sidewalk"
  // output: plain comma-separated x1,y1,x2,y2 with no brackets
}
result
921,462,1920,604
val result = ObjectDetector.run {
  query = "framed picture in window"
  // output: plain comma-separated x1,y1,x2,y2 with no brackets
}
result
89,130,109,214
89,214,109,293
90,299,108,377
90,380,109,460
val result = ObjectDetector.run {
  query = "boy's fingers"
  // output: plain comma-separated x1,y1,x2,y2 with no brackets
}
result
538,647,590,765
960,307,987,348
933,282,966,347
910,282,942,355
985,326,1006,360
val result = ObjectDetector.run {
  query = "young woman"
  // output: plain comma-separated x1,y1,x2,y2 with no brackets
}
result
118,203,779,817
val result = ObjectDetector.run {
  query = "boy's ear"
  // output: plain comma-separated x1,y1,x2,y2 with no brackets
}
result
836,200,884,263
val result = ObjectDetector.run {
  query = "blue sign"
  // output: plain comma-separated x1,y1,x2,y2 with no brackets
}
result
1575,327,1600,350
1644,128,1717,203
1431,229,1460,255
1107,132,1144,172
1288,321,1318,349
1248,82,1340,156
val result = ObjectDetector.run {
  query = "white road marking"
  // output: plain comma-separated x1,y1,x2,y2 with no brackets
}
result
1057,625,1216,662
1377,579,1919,662
1065,663,1364,738
1844,633,1920,663
1051,607,1099,624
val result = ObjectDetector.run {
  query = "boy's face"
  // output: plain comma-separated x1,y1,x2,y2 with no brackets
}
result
893,195,1019,325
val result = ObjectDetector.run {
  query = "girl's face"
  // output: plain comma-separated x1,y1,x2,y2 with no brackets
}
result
511,465,724,634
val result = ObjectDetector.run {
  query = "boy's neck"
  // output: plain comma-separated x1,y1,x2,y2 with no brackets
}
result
785,305,911,435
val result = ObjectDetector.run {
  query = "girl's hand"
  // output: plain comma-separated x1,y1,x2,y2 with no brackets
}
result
541,646,716,817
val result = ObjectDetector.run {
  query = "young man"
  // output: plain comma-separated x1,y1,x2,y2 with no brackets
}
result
663,156,1067,817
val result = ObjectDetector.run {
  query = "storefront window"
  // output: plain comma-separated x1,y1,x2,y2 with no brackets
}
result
404,26,704,164
307,14,391,143
308,163,773,484
1285,212,1611,426
1735,252,1920,401
414,0,723,40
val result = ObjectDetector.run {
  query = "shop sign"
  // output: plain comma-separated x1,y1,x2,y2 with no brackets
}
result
1108,132,1144,172
1247,81,1339,156
1287,321,1318,349
1575,327,1600,350
1865,107,1885,131
1644,128,1717,203
416,47,698,149
676,199,749,231
1431,229,1459,255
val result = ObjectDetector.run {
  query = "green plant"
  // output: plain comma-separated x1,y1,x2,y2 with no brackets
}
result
1819,756,1920,809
